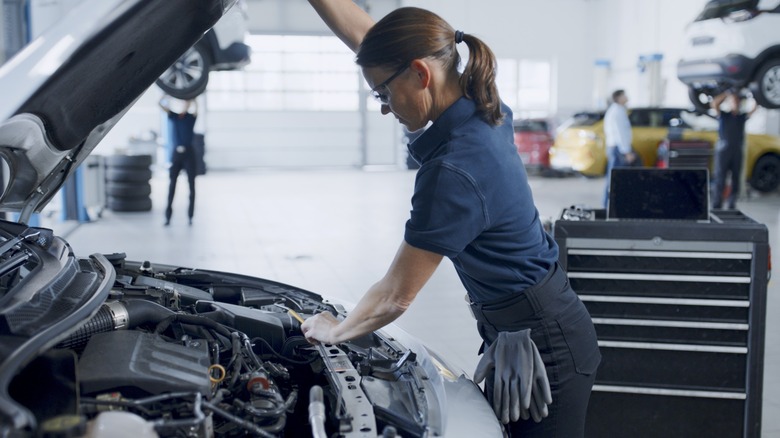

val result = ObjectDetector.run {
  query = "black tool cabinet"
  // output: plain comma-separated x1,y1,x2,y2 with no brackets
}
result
553,209,769,438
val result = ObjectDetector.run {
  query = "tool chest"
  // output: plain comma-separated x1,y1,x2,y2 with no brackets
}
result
554,208,769,437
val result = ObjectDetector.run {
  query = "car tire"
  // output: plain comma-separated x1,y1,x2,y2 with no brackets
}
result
751,58,780,109
688,86,712,114
749,154,780,193
107,197,152,212
155,41,212,100
105,154,153,169
106,182,152,197
106,168,153,183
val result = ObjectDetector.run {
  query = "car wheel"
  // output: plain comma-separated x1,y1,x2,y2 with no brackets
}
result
688,86,712,114
749,154,780,193
751,59,780,109
155,42,212,100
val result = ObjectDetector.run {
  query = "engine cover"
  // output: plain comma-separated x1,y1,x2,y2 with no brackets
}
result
77,331,210,397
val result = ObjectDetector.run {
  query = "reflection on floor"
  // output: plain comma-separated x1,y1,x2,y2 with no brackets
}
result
60,168,780,437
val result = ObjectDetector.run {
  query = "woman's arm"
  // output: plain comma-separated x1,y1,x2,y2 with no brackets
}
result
301,241,443,344
308,0,375,52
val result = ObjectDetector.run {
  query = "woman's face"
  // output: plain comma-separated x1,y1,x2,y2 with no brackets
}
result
363,64,428,132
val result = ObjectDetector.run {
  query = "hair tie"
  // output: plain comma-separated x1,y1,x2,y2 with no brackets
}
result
454,30,464,44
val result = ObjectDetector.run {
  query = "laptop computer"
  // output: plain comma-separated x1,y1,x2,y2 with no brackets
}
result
607,168,710,222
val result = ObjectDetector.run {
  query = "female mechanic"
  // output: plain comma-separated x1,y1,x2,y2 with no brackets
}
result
300,2,601,436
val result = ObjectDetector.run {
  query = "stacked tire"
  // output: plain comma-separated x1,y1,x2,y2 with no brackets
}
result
105,154,153,212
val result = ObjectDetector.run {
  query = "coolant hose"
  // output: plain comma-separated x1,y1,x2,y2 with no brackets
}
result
309,385,327,438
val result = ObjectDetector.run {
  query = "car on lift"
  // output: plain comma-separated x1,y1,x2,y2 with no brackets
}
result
513,118,555,173
677,0,780,112
548,107,780,192
155,0,251,100
0,0,503,437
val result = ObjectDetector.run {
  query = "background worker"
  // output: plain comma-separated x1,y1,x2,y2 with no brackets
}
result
710,88,758,209
602,89,635,207
300,1,600,436
159,96,198,226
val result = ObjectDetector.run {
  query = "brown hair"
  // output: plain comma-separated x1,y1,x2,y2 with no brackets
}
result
356,7,504,126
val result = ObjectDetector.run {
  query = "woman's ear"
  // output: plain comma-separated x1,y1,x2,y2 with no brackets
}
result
409,59,431,89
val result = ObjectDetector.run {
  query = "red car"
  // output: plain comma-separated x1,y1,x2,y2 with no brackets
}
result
513,118,554,171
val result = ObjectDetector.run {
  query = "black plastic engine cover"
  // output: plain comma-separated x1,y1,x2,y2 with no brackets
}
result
77,330,210,397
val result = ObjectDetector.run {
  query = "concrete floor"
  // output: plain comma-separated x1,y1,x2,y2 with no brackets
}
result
60,168,780,436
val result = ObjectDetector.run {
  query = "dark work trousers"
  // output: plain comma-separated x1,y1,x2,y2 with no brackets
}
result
711,139,744,209
470,263,601,437
166,145,197,222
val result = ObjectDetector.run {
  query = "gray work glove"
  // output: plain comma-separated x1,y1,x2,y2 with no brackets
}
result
473,329,552,424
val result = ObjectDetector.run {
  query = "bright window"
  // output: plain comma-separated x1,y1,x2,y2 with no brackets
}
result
496,58,553,119
206,35,555,118
207,35,360,111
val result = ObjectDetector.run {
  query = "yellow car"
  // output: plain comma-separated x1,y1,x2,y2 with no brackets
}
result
549,107,780,192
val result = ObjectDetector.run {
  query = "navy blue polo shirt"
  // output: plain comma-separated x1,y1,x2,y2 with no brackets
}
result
405,97,558,303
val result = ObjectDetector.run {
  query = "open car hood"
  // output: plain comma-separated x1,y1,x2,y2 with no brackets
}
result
0,0,235,222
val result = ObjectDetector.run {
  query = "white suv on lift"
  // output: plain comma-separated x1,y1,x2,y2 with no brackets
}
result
677,0,780,112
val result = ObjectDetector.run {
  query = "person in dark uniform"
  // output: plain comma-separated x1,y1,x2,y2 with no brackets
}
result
159,96,198,226
710,89,757,209
300,2,600,437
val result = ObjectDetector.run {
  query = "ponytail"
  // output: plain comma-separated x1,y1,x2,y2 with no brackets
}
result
458,33,504,126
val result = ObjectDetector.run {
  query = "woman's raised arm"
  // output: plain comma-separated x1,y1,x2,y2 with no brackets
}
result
308,0,374,53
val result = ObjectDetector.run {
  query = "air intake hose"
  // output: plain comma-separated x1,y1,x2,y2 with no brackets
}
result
55,300,174,350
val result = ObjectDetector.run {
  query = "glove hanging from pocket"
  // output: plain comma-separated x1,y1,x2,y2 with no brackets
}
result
473,329,552,424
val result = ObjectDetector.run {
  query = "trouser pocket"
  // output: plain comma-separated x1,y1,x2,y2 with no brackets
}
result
556,302,601,376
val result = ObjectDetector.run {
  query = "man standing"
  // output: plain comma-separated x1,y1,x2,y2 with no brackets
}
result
159,95,199,226
710,89,757,209
603,89,635,207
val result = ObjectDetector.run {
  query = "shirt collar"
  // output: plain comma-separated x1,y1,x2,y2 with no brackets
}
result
409,97,476,163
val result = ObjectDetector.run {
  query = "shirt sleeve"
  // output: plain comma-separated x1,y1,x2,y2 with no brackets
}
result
604,106,633,154
404,163,488,258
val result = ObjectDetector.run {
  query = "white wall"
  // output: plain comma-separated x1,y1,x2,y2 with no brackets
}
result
410,0,594,119
589,0,708,108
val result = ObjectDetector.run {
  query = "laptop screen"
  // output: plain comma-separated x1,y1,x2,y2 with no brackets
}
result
607,168,710,221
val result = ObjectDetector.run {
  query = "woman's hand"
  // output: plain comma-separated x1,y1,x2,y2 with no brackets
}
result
301,311,341,345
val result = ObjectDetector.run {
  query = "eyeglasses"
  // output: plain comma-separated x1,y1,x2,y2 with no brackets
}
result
370,64,409,104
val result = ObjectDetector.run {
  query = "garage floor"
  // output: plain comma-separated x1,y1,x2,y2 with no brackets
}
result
62,168,780,437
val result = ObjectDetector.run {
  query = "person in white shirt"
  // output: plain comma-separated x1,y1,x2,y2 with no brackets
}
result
602,89,636,207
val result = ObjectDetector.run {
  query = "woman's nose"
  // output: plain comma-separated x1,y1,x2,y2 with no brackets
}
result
381,104,391,115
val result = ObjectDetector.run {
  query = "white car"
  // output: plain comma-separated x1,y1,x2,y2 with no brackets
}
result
677,0,780,112
155,0,251,100
0,0,503,436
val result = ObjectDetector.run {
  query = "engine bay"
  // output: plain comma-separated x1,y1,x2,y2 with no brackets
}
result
1,248,442,438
